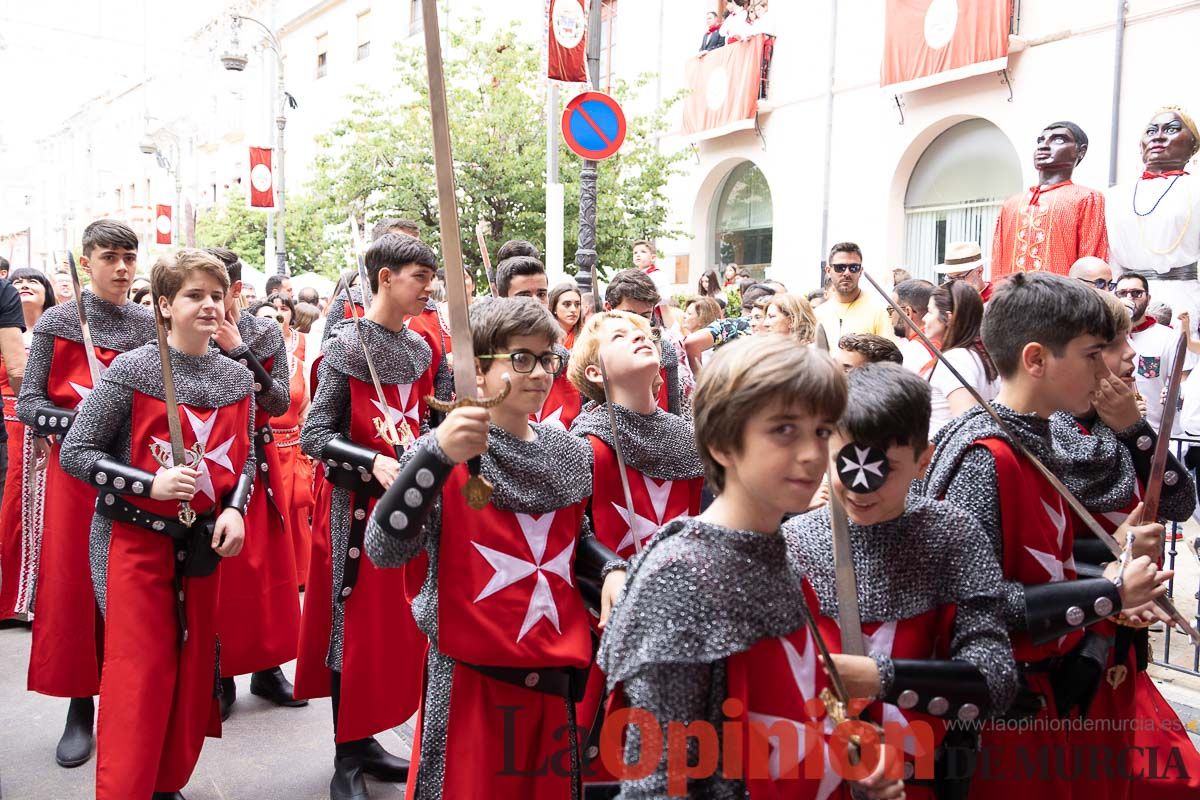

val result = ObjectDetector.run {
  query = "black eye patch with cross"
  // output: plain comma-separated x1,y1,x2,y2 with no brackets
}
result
836,443,890,492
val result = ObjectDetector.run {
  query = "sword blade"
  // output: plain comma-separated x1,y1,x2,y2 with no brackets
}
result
421,0,477,402
860,270,1200,645
152,300,187,466
349,215,375,312
1142,332,1187,522
815,325,866,655
475,223,498,297
65,251,104,388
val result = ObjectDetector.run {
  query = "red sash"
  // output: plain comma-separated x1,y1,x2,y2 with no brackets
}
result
437,464,591,668
587,435,701,559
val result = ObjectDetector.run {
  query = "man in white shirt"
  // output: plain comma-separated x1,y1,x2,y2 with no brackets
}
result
1117,273,1183,433
892,278,935,373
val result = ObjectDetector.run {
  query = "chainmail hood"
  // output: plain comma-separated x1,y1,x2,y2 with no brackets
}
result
481,422,593,513
923,403,1059,500
236,309,285,363
570,402,703,481
784,497,1004,623
1048,411,1137,512
322,317,432,386
34,291,156,352
598,517,807,685
102,342,254,409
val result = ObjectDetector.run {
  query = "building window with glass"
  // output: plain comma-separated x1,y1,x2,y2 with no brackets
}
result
713,161,773,278
316,33,329,78
357,10,371,60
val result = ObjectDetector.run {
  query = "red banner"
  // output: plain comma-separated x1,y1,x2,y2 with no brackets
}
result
881,0,1011,89
548,0,588,82
155,205,172,245
249,146,275,209
681,36,765,139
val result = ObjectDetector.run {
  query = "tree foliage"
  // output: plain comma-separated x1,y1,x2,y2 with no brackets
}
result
306,15,688,282
193,191,343,278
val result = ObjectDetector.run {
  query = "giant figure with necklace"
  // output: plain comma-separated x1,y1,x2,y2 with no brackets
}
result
1107,107,1200,320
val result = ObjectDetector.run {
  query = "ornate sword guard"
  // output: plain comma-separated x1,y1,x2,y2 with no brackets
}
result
374,416,415,449
424,378,512,511
149,442,206,526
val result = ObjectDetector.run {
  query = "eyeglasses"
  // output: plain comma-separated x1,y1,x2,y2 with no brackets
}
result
477,349,564,375
1078,277,1117,291
1114,288,1146,299
830,263,863,274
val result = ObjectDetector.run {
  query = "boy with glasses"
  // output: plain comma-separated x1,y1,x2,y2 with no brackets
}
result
1116,273,1182,432
813,242,892,342
364,297,627,799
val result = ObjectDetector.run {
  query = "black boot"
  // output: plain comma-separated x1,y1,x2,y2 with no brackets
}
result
339,738,409,782
55,696,94,768
250,666,308,707
219,677,236,721
151,793,186,799
330,753,370,800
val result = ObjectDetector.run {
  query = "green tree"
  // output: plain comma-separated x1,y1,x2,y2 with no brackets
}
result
306,15,687,285
194,191,268,271
194,191,344,279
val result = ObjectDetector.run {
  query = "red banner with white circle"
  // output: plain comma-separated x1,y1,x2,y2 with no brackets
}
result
881,0,1010,89
548,0,588,83
155,205,172,245
249,146,275,209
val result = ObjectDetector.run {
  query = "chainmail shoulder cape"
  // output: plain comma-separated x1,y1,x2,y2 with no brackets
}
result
1047,411,1137,513
923,403,1060,501
784,496,1003,622
321,317,432,386
33,291,156,351
478,423,593,513
598,517,806,687
236,308,285,363
102,342,254,408
320,286,364,343
569,402,703,481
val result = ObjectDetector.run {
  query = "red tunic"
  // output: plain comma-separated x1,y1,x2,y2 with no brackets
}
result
27,337,121,697
96,391,250,799
971,438,1080,800
272,331,312,587
215,350,299,677
418,464,591,798
294,373,431,743
990,181,1109,280
0,353,42,620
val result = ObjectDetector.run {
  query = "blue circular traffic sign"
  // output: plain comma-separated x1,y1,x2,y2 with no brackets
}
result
561,91,627,161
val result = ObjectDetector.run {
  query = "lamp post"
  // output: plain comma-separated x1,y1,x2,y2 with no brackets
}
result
223,14,291,276
139,129,183,246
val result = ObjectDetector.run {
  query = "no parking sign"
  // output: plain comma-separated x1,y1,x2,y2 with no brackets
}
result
561,91,626,161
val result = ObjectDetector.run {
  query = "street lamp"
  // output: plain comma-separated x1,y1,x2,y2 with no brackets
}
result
223,13,293,276
138,128,183,247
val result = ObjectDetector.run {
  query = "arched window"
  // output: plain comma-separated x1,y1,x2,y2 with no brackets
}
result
904,119,1022,280
713,162,773,277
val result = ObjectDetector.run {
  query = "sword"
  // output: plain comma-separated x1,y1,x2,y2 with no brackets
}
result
65,251,104,388
418,1,509,510
1141,332,1186,523
815,326,866,656
474,220,498,297
150,298,199,527
346,214,407,461
861,270,1200,645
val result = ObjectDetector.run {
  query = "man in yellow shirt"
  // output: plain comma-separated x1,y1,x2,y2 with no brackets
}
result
813,242,893,343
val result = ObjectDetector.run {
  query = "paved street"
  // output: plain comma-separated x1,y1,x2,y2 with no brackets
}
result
0,621,412,800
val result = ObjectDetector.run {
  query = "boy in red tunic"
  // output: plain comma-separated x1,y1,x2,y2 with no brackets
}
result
204,246,303,717
365,297,628,799
60,249,256,800
16,218,155,767
922,272,1172,799
598,336,904,799
299,233,438,800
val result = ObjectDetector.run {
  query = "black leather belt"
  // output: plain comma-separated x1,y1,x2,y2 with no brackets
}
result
254,426,284,517
95,491,218,645
335,491,372,605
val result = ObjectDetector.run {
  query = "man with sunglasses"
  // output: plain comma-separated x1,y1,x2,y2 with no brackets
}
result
1117,273,1183,433
1068,256,1115,291
812,241,892,344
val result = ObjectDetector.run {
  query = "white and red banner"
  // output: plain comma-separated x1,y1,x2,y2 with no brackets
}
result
548,0,588,83
249,146,275,209
881,0,1011,91
681,36,765,140
155,205,172,245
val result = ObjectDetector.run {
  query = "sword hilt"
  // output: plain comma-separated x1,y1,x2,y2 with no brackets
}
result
424,379,512,510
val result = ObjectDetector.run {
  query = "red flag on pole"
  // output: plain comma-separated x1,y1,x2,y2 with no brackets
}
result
155,205,172,245
249,146,275,208
548,0,588,82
